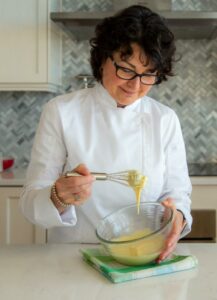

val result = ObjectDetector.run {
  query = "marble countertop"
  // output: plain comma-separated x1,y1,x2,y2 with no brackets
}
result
1,165,217,186
0,243,216,300
0,168,26,186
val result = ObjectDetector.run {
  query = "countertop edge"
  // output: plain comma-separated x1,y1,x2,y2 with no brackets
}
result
1,169,217,187
190,176,217,185
0,169,26,187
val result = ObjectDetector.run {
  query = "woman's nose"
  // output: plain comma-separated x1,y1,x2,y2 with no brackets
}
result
127,76,141,88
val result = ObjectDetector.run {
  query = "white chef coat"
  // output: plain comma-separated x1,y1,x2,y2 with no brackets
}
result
20,83,192,243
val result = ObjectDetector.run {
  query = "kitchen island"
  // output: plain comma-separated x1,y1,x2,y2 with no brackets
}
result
0,243,216,300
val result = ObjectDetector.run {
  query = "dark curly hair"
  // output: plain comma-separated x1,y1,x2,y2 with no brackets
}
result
90,5,176,84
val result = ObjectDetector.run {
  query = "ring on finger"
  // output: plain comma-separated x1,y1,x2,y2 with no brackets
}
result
74,194,80,202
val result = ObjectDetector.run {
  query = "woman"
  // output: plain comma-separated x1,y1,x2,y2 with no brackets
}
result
20,5,192,262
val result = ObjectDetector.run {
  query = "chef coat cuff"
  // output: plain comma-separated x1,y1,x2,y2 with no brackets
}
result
34,186,77,228
175,205,192,239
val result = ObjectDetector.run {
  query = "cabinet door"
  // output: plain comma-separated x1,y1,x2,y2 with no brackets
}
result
0,0,47,83
0,187,46,245
0,0,62,92
191,185,217,240
191,185,217,209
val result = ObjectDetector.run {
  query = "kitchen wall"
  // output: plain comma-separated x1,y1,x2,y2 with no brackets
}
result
0,0,217,167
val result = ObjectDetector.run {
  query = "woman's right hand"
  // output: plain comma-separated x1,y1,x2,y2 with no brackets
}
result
51,164,95,211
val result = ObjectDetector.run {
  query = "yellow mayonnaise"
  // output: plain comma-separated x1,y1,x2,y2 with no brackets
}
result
112,228,152,242
110,229,164,265
127,171,148,214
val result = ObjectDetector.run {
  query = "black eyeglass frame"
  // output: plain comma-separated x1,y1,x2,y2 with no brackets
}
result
111,58,159,85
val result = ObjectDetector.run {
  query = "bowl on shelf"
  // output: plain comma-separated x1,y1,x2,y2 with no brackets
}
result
96,202,174,266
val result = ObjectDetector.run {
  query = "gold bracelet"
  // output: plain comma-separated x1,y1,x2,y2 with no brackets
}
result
51,184,72,208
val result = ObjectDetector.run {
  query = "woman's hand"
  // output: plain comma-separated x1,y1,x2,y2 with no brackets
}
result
51,164,95,212
156,198,186,263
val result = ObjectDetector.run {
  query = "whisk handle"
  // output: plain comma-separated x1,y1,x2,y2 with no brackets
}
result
91,172,108,180
65,171,108,180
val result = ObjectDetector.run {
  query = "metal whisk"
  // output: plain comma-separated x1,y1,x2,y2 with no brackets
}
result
65,170,146,187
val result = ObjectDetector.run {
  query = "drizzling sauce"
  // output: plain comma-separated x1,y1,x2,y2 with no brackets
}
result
127,171,148,213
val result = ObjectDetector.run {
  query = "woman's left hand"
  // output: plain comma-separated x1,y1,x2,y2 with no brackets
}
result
156,198,186,263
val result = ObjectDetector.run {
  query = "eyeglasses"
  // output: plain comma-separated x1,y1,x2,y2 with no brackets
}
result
111,58,159,85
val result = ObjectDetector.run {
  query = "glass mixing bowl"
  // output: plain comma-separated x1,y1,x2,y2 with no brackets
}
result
96,202,174,266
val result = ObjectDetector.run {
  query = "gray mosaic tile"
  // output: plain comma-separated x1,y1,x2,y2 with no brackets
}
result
63,0,112,11
0,92,55,167
172,0,217,11
62,36,91,91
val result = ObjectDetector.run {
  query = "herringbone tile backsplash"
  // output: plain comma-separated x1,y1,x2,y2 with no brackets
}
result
0,0,217,167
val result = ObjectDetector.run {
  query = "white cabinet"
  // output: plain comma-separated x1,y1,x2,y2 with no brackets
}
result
191,185,217,209
0,187,46,245
0,0,62,93
191,179,217,239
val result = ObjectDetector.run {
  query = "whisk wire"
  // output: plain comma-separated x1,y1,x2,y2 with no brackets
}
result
65,169,144,187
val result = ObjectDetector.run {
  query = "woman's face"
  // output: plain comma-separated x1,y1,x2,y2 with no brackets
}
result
101,43,156,107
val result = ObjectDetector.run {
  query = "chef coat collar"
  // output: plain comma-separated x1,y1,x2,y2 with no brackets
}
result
94,83,144,112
